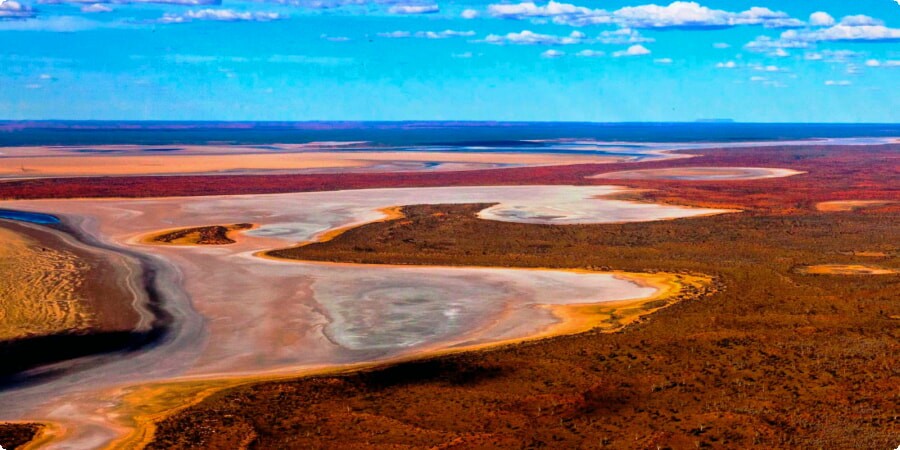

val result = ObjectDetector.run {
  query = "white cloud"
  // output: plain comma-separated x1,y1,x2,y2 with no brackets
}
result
488,1,600,19
377,30,410,38
321,34,350,42
40,0,221,5
159,9,282,23
452,51,473,58
277,0,365,10
745,62,784,72
541,49,564,58
612,44,650,57
378,30,474,39
419,30,474,39
654,57,672,64
142,0,219,4
460,8,477,19
840,15,882,27
865,59,900,68
712,42,730,49
484,29,585,45
576,49,604,57
753,24,900,50
801,25,900,42
715,60,737,69
597,27,653,44
825,80,851,86
81,3,111,11
486,1,802,29
0,0,36,19
611,2,799,29
388,4,438,14
750,76,767,82
744,35,809,51
809,11,835,27
769,48,788,58
0,15,100,31
803,49,861,63
747,19,900,54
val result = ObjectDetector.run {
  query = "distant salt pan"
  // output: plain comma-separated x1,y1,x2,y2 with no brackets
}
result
589,167,804,181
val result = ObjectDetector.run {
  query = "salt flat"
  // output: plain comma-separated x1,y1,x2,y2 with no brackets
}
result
0,185,731,449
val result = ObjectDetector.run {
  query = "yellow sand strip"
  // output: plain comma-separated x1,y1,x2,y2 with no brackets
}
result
815,200,895,212
796,264,897,275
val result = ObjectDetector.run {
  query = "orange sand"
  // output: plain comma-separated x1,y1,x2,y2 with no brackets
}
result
0,224,91,340
815,200,895,212
0,151,624,180
796,264,897,275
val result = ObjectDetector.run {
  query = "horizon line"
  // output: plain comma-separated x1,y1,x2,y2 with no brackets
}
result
2,120,899,126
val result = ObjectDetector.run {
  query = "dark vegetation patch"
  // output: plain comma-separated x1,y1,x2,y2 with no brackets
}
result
0,423,42,449
151,223,253,245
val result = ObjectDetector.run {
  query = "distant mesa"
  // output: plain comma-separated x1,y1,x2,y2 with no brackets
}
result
144,223,255,246
588,166,804,181
815,200,895,212
795,264,897,275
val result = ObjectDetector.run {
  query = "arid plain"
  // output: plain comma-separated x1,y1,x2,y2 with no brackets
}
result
0,138,897,449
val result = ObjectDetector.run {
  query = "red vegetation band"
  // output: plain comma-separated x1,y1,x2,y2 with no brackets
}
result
0,145,897,214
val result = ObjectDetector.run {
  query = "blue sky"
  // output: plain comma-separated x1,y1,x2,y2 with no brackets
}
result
1,0,898,121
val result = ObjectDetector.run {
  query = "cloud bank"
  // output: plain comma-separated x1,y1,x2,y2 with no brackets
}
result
486,1,802,29
159,9,282,23
378,29,475,39
0,0,36,19
484,29,585,45
387,4,438,14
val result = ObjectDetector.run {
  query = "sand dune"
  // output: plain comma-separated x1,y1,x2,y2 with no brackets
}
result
0,224,90,341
